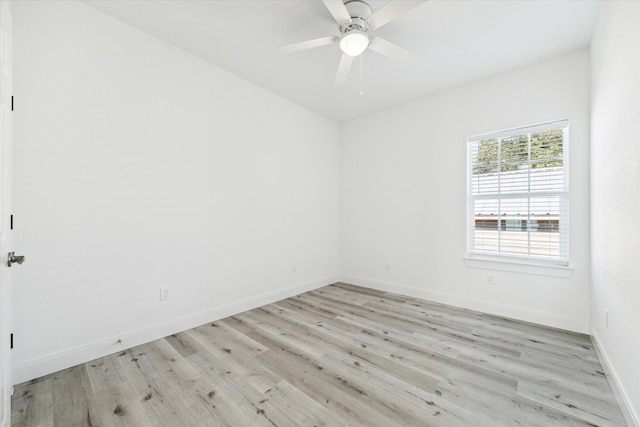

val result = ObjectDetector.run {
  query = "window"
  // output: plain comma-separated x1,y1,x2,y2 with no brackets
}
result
467,120,569,266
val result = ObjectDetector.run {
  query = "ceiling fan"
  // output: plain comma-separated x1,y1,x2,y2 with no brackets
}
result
278,0,425,84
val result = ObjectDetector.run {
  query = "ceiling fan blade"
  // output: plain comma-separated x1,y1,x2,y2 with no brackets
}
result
368,1,425,30
322,0,352,26
334,54,354,85
368,37,417,62
277,36,339,54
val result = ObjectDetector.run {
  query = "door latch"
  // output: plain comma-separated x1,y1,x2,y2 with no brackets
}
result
7,252,25,267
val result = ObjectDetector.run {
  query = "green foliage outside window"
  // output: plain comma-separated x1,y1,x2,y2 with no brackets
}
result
473,130,563,174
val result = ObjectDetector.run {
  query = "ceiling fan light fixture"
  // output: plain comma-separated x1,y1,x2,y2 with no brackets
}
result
339,30,369,57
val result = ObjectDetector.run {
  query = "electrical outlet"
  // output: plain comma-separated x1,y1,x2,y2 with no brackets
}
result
486,273,494,285
291,264,297,273
160,287,170,301
385,260,391,270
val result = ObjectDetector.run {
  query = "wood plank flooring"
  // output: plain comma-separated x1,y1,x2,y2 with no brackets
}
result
11,283,627,426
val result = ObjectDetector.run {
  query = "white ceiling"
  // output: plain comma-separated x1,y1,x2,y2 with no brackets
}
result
82,0,600,123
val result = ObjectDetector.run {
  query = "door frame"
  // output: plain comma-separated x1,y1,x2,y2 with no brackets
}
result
0,1,13,426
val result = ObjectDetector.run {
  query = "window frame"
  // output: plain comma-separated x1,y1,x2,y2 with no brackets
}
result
466,120,570,267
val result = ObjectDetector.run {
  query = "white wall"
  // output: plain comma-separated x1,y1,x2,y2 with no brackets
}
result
341,50,591,333
11,1,340,383
590,1,640,424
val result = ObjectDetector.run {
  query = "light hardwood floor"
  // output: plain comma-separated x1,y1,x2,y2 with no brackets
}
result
12,283,626,426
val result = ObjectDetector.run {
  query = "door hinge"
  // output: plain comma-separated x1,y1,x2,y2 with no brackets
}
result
10,333,13,349
10,214,13,230
11,96,13,111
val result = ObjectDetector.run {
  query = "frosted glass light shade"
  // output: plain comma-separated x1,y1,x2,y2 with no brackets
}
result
340,31,369,57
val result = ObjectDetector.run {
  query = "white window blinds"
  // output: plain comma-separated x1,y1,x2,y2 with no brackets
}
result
467,120,569,266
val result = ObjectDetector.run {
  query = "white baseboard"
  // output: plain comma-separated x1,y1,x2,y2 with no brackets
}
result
12,275,339,385
340,274,587,333
590,330,639,427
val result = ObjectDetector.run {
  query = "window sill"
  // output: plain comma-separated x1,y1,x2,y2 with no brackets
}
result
463,256,574,278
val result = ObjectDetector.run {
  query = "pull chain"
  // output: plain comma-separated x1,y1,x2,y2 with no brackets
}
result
360,53,364,96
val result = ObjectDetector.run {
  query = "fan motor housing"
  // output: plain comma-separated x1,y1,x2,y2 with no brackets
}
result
342,0,373,32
